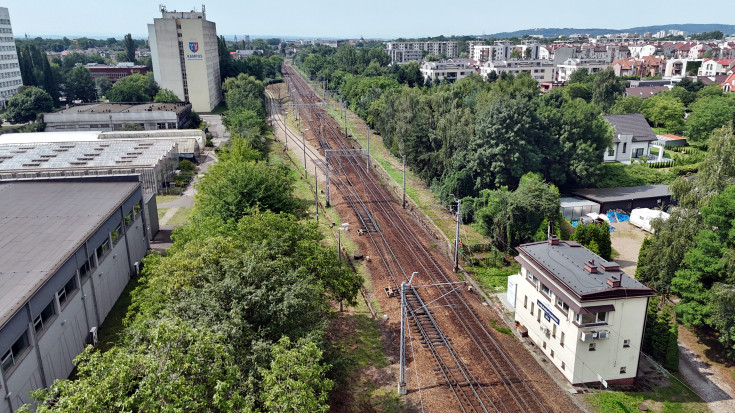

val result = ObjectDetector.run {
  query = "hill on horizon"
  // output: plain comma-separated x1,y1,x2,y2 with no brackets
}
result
488,24,735,39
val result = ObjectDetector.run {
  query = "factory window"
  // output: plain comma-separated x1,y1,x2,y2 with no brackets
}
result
620,367,627,374
33,300,56,335
57,277,78,308
111,222,123,245
623,339,630,348
588,343,596,351
96,238,111,262
1,331,30,375
79,257,93,280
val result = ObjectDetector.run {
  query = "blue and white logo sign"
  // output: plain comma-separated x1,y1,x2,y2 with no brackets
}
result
186,40,203,60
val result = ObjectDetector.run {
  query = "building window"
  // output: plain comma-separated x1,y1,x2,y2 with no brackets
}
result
540,283,552,299
33,300,56,334
537,309,541,323
111,222,123,245
550,349,554,358
577,311,607,325
527,272,538,285
620,367,627,374
1,331,30,375
622,142,627,153
608,147,614,157
561,361,565,371
543,341,547,349
552,323,557,338
524,295,528,309
96,238,111,262
589,343,596,351
57,277,78,308
623,339,630,348
530,302,534,316
560,331,565,347
555,297,570,314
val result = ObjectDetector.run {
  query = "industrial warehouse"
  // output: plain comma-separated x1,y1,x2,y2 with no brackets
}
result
0,180,149,412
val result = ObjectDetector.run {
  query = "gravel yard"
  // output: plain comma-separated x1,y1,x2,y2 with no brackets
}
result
609,221,647,275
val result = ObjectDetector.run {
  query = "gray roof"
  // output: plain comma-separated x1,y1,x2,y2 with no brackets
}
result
517,241,652,299
560,197,599,208
625,86,669,98
54,102,190,115
602,113,658,142
0,181,139,327
571,185,670,203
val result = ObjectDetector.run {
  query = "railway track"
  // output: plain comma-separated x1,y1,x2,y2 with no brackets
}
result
270,66,550,413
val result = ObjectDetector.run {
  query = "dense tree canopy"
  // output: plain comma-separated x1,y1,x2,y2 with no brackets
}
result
153,88,181,103
65,66,97,102
106,73,159,102
5,86,53,123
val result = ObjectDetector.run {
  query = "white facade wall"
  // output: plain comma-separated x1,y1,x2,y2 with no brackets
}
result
0,8,22,108
603,134,651,163
385,41,458,58
149,11,222,112
512,264,648,385
557,59,611,82
481,60,556,82
420,62,475,83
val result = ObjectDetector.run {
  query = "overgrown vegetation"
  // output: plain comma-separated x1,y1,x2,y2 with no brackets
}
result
637,126,735,359
20,64,363,413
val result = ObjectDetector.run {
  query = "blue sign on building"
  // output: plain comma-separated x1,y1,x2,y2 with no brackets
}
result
537,300,560,324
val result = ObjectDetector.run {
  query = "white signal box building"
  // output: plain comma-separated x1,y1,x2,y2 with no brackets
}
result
148,6,222,112
507,236,653,386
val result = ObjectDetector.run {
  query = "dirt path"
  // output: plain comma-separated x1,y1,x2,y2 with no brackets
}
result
609,221,647,275
678,327,735,412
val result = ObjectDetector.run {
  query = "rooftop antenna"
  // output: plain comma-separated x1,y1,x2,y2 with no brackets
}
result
159,4,166,13
202,4,205,13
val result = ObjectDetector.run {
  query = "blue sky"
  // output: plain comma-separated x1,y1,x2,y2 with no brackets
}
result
4,0,732,39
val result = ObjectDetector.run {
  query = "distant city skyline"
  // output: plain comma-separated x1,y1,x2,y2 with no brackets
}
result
4,0,734,40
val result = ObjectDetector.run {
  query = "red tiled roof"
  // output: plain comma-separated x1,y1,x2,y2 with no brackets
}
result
659,134,687,140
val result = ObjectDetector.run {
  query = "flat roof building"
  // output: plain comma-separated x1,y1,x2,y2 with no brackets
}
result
0,8,22,108
0,140,178,195
420,61,476,84
148,6,222,112
84,62,148,83
572,185,672,213
43,102,193,132
508,238,654,385
0,129,204,161
0,180,149,412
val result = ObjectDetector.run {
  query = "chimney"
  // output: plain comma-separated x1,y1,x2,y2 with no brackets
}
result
548,235,560,245
584,259,598,273
607,275,621,288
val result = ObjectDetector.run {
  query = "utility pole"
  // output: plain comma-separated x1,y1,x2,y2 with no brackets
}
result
302,129,308,174
315,165,319,222
398,271,416,396
402,155,406,208
454,198,461,272
398,281,407,395
325,151,330,207
367,126,370,170
343,100,348,140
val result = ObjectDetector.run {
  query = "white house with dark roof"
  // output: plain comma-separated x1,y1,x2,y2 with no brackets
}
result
507,237,654,385
602,114,659,163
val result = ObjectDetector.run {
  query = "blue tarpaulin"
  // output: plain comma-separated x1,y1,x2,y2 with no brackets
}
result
607,211,630,223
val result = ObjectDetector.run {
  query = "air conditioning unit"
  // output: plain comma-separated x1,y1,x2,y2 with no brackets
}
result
87,327,98,347
597,330,610,340
580,331,595,341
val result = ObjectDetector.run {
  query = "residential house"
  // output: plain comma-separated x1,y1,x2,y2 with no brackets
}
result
481,60,556,82
420,61,475,84
723,73,735,92
698,58,735,76
556,59,610,83
602,114,658,163
508,237,654,385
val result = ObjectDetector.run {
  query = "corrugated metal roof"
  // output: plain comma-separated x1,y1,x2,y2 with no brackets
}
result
572,185,670,203
0,181,139,328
